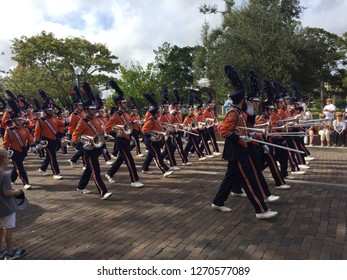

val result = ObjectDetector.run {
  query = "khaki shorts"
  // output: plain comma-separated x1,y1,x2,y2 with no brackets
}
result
0,212,16,229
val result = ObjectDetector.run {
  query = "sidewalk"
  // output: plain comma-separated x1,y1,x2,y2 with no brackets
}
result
8,144,347,260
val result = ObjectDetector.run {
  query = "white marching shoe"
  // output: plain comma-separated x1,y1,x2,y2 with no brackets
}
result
105,174,116,183
256,210,278,219
131,181,144,188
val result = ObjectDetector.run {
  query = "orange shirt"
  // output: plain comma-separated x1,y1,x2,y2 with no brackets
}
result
130,113,141,131
144,111,152,122
171,111,183,124
3,126,34,152
142,117,165,135
68,111,86,134
202,108,215,120
1,111,13,129
105,111,132,140
34,116,65,141
72,116,104,143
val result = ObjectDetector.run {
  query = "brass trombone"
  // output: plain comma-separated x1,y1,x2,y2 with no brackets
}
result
150,130,169,142
112,122,133,135
163,122,199,136
205,118,218,128
80,134,105,150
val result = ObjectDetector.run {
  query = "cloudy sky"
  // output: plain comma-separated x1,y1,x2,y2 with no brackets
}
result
0,0,346,73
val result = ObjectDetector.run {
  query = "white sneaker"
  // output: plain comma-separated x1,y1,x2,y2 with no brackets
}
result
163,170,173,177
82,166,87,170
38,168,48,176
231,192,247,198
256,210,278,219
298,164,310,170
111,154,118,160
211,203,232,212
68,159,78,168
276,184,291,190
182,162,192,166
137,153,144,157
284,175,296,180
77,188,91,194
53,174,63,180
105,174,116,183
131,181,144,188
291,171,305,175
141,170,153,175
305,156,314,161
213,152,222,156
101,192,112,200
264,195,280,203
199,157,207,161
206,154,214,158
105,160,114,165
171,166,181,171
24,184,32,190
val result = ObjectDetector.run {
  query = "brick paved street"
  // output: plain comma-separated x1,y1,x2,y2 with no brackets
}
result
6,142,347,260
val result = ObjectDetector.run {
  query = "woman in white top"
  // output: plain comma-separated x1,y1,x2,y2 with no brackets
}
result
322,98,336,120
332,112,346,147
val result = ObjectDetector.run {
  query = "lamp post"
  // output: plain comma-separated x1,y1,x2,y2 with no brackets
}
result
74,66,82,88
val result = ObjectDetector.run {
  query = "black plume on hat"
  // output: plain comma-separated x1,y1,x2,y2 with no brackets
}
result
5,90,16,100
81,82,96,108
32,98,41,113
161,86,169,106
172,88,181,106
94,94,103,110
224,65,244,90
261,80,275,109
129,96,138,110
143,93,158,115
8,98,22,119
0,97,7,110
206,89,214,104
272,81,282,101
109,79,126,103
17,94,30,110
194,93,204,109
290,82,301,100
188,91,195,109
38,89,55,110
247,70,260,100
279,84,289,99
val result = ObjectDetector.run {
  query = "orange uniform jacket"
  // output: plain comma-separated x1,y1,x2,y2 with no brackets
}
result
34,116,65,142
72,116,105,143
68,111,86,135
105,111,132,140
130,114,141,131
142,117,165,135
3,126,34,152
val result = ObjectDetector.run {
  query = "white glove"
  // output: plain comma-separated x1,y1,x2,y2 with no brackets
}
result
36,144,43,150
30,147,37,153
263,145,270,154
240,136,253,143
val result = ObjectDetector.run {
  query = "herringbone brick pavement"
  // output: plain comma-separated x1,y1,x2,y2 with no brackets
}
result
5,142,347,260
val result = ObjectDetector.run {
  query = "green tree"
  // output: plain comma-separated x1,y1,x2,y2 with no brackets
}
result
5,31,119,107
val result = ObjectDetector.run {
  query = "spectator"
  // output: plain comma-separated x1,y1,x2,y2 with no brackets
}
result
322,98,336,120
223,94,233,113
332,112,346,147
344,105,347,120
0,148,26,260
318,113,332,147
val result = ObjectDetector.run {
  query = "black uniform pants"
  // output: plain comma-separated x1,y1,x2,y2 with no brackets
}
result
130,129,142,155
10,149,29,185
142,140,169,173
40,138,60,175
77,147,109,196
207,126,219,153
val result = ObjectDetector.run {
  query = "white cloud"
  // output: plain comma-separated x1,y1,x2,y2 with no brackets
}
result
0,0,345,74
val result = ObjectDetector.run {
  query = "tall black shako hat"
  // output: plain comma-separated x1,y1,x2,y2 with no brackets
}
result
247,70,260,101
8,98,22,120
109,79,127,104
80,82,96,109
38,89,55,111
160,86,169,106
272,81,283,102
224,64,245,104
32,98,42,113
206,89,214,104
172,88,181,106
261,81,275,110
0,97,7,111
17,95,30,110
67,85,83,105
143,93,158,115
290,82,301,104
5,90,17,102
129,96,138,110
194,92,204,109
188,91,195,110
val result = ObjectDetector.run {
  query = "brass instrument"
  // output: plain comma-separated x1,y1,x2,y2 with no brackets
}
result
39,140,48,148
235,126,268,139
80,134,105,150
61,137,71,147
276,115,301,124
149,130,169,142
135,119,145,126
112,122,133,135
205,118,218,128
254,120,271,129
8,149,13,159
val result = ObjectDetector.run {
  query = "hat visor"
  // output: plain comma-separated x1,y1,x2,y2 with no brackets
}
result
16,197,28,210
86,105,97,109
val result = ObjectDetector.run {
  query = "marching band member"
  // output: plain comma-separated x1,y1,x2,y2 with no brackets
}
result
129,97,144,157
159,87,180,171
72,82,112,199
104,80,143,188
1,90,18,130
211,65,278,219
2,99,35,190
141,93,173,177
34,89,65,180
170,89,191,165
182,92,206,161
0,97,7,137
67,86,86,168
202,90,221,156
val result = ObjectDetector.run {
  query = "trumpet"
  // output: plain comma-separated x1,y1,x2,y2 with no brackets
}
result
80,134,105,150
149,130,169,142
205,118,218,128
112,122,133,135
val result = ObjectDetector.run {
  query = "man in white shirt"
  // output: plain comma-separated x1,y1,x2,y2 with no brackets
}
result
322,98,336,120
